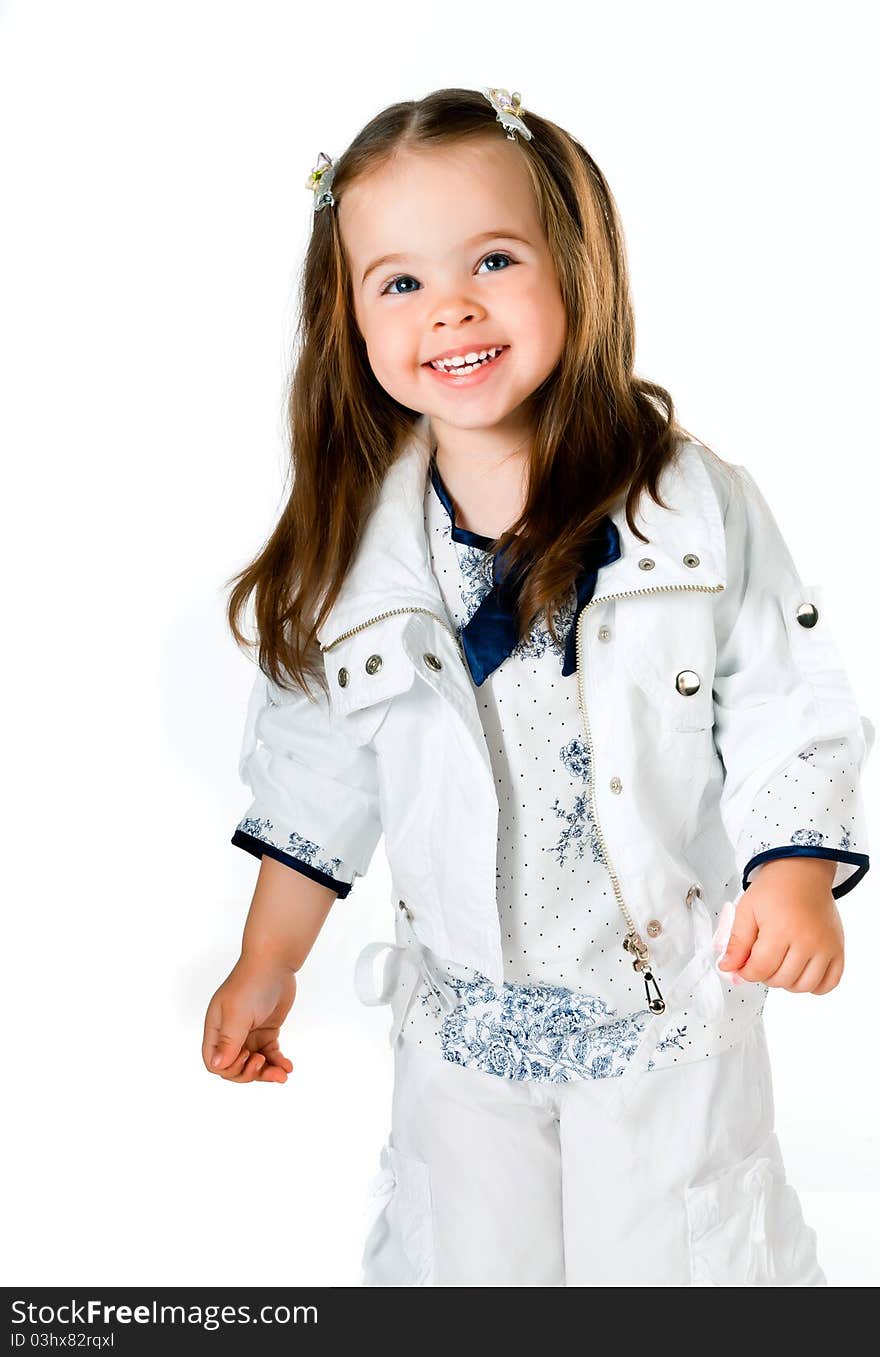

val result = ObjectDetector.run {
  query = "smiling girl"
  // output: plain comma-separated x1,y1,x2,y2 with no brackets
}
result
202,87,872,1286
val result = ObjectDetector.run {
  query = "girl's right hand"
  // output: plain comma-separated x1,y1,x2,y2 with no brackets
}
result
201,955,297,1084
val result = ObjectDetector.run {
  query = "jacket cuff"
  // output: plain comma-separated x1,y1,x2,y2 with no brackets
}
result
735,735,871,900
742,845,870,900
231,811,355,898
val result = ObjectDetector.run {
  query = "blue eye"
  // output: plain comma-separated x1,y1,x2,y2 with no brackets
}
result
382,275,419,297
479,252,513,274
380,251,514,296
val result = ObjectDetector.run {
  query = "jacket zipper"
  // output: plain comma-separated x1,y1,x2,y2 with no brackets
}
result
574,580,725,1016
320,605,466,663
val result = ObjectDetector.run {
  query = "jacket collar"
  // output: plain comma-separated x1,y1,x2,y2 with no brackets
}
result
315,412,727,649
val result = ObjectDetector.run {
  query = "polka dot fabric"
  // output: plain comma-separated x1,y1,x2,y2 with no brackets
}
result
739,739,867,895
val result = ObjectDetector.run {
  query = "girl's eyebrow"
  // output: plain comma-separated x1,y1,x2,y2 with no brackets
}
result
360,229,533,286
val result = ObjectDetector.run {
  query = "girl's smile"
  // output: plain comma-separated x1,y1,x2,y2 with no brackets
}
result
423,343,510,388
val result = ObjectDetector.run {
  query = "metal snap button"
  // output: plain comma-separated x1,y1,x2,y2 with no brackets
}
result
423,653,442,671
675,669,701,696
683,553,700,568
796,601,819,628
637,557,655,571
365,653,383,674
337,666,349,687
646,918,662,938
610,777,623,793
685,883,702,910
598,625,611,641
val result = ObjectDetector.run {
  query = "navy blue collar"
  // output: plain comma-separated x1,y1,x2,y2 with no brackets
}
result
429,456,621,685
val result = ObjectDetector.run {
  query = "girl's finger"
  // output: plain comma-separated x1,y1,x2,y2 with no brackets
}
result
233,1051,266,1083
791,955,834,994
762,946,804,989
737,937,787,984
256,1049,291,1081
255,1062,289,1082
221,1048,255,1082
812,954,844,995
263,1050,294,1072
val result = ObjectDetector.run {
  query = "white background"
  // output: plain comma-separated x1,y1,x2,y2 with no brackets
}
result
2,0,877,1288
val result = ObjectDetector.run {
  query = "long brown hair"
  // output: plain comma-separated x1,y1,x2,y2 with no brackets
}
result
226,87,726,698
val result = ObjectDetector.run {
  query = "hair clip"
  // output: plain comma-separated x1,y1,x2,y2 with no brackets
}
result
305,151,336,212
480,88,532,143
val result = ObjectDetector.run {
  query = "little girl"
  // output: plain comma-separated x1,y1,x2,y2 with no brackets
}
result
202,86,873,1287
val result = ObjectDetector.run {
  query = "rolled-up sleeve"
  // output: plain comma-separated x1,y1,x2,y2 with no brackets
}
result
711,464,874,900
230,665,383,898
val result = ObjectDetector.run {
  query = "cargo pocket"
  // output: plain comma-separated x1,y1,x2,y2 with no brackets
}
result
685,1131,826,1286
360,1137,435,1286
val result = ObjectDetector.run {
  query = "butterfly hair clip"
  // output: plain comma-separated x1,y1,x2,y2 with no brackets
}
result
305,151,336,212
480,88,533,142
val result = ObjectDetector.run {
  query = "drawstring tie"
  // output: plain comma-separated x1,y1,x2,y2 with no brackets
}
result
354,906,459,1047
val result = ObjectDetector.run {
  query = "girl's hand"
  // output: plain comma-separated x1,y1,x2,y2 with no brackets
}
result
717,858,845,994
202,955,297,1083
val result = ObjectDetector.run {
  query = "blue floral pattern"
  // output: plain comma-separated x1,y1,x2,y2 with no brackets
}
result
790,827,829,848
236,815,343,876
546,736,603,866
751,825,857,860
512,588,576,663
418,975,688,1083
457,542,495,623
547,791,599,866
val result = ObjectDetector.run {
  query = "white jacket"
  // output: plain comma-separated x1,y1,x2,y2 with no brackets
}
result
232,414,873,1062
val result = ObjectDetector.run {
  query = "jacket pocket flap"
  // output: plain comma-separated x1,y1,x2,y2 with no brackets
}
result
623,643,716,732
322,618,418,721
616,596,718,733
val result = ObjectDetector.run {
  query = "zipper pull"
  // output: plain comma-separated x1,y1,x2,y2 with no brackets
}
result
622,930,647,960
624,930,666,1013
642,968,666,1014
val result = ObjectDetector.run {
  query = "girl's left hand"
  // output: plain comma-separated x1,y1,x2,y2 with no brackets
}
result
717,858,845,994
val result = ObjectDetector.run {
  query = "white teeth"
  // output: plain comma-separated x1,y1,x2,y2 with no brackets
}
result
430,346,503,373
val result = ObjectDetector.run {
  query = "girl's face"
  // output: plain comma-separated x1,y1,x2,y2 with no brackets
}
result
340,137,567,437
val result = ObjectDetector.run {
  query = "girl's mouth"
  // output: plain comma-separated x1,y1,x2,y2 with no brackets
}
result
423,345,510,387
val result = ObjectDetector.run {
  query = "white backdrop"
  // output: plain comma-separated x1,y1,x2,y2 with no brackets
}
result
2,0,877,1288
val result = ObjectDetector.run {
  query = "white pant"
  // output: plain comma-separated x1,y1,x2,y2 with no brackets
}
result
360,1017,826,1286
